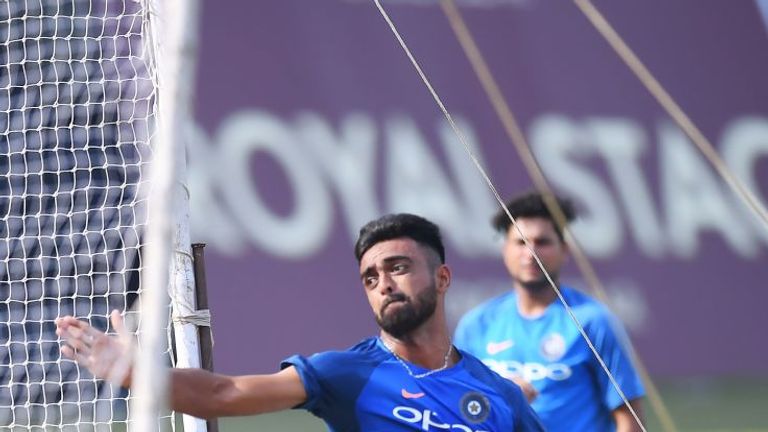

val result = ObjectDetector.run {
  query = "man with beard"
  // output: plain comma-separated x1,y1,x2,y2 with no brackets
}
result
57,213,544,431
454,192,645,432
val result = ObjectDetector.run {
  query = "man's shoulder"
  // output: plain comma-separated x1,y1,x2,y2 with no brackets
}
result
458,291,517,326
309,337,388,366
561,286,614,320
316,336,382,358
559,287,625,337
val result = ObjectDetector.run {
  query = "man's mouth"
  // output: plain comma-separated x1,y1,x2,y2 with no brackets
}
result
521,264,543,273
382,295,407,313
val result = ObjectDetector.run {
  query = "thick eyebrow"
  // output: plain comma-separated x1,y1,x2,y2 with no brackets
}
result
512,232,552,243
360,255,413,279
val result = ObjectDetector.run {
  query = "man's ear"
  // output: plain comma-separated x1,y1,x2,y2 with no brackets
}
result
436,264,451,293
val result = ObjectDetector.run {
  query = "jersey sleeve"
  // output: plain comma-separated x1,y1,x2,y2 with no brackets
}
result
586,311,645,410
281,345,383,427
280,354,331,416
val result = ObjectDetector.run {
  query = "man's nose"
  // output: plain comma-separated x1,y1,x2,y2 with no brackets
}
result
378,272,395,295
521,244,536,259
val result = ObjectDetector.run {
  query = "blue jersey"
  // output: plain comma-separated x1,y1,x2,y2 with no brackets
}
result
454,287,644,432
281,337,544,432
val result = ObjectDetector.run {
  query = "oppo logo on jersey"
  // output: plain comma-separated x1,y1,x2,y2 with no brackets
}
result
392,406,489,432
483,359,573,382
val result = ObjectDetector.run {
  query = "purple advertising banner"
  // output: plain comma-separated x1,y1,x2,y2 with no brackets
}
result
187,0,768,377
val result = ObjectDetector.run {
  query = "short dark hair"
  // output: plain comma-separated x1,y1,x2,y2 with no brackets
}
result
354,214,445,264
492,191,576,241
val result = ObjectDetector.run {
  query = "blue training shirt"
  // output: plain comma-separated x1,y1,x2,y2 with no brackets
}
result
454,286,645,432
281,337,544,432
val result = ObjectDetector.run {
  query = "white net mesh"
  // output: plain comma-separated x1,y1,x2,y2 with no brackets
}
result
0,0,173,430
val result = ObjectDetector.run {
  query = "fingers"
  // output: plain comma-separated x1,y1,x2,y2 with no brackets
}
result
59,324,92,352
107,311,133,387
83,325,109,343
55,316,81,335
56,317,97,350
60,344,75,360
110,310,123,331
57,314,120,342
56,314,125,367
56,312,136,389
56,316,89,330
110,309,130,341
61,345,92,366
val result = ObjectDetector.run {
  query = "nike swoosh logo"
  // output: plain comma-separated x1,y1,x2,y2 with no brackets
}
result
486,339,515,355
401,389,426,399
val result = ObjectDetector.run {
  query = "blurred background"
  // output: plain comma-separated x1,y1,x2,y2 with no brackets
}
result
185,0,768,430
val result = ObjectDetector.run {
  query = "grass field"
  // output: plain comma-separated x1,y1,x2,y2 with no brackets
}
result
216,377,768,431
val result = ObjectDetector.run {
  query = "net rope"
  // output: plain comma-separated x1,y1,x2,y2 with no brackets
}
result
0,0,174,430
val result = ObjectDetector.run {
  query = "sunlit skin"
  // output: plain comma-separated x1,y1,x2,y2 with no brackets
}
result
359,238,457,369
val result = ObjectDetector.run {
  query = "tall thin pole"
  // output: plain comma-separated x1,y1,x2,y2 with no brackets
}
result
131,0,201,430
165,0,205,429
192,243,219,432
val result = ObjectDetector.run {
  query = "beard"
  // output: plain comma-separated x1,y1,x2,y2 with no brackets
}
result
517,270,558,292
376,284,438,338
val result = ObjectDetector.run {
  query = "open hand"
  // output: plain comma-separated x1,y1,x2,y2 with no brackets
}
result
56,310,134,388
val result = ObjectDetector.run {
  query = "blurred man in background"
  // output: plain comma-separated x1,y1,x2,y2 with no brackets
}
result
58,214,544,431
454,192,645,432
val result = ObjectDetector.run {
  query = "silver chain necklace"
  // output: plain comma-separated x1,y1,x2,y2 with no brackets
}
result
381,338,454,379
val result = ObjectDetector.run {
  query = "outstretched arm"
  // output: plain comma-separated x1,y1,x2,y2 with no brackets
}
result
170,367,306,419
56,311,307,419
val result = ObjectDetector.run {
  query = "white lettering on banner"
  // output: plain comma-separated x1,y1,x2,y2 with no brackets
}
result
529,115,623,258
438,119,503,256
385,115,498,257
482,359,573,382
721,117,768,245
660,122,757,258
215,110,333,258
392,406,488,432
295,112,381,239
386,115,467,241
529,114,768,259
186,122,247,251
585,119,665,258
186,111,768,259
